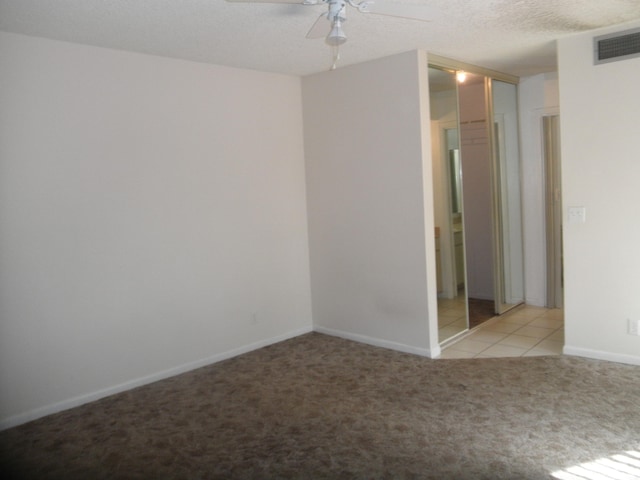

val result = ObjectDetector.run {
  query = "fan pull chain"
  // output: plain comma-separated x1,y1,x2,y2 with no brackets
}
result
331,45,341,70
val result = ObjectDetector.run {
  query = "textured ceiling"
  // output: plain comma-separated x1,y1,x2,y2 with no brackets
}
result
1,0,639,77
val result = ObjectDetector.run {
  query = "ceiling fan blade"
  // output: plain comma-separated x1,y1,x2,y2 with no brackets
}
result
306,13,331,39
358,0,437,22
226,0,320,4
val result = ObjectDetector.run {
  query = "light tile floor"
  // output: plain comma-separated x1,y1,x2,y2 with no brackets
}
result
437,293,467,343
439,305,564,359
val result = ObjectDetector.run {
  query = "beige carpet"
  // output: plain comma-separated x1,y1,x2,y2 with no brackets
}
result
1,332,639,479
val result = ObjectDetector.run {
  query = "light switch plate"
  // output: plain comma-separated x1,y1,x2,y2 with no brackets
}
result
568,206,586,224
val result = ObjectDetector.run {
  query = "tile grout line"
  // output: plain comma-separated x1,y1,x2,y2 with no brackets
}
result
440,307,564,359
512,327,559,358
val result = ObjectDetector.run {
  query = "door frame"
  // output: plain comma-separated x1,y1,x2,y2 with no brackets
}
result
543,113,563,308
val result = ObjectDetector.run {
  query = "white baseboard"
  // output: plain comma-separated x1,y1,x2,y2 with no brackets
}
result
314,326,439,358
524,296,545,308
0,326,313,431
563,345,640,366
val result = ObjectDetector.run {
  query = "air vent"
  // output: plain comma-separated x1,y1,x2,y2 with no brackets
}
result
594,27,640,65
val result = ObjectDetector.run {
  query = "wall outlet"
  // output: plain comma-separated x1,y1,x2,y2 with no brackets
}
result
629,319,640,336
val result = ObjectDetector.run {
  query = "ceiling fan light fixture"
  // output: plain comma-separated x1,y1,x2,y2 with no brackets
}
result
326,19,347,46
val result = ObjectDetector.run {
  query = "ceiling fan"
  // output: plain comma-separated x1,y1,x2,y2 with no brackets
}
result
226,0,437,67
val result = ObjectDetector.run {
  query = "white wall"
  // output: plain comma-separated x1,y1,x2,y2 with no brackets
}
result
558,21,640,365
302,51,439,357
518,72,559,307
0,32,313,427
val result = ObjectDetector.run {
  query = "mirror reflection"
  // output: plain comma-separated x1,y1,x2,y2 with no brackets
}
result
491,79,525,313
457,72,497,329
428,66,469,343
449,147,462,215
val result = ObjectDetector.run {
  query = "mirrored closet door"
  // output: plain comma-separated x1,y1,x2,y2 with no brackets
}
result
428,58,524,345
428,65,468,343
490,79,525,315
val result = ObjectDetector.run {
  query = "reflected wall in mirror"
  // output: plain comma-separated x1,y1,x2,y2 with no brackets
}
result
428,66,469,344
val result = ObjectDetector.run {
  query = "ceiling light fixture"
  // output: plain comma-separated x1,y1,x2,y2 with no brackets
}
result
456,71,467,83
326,18,347,45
